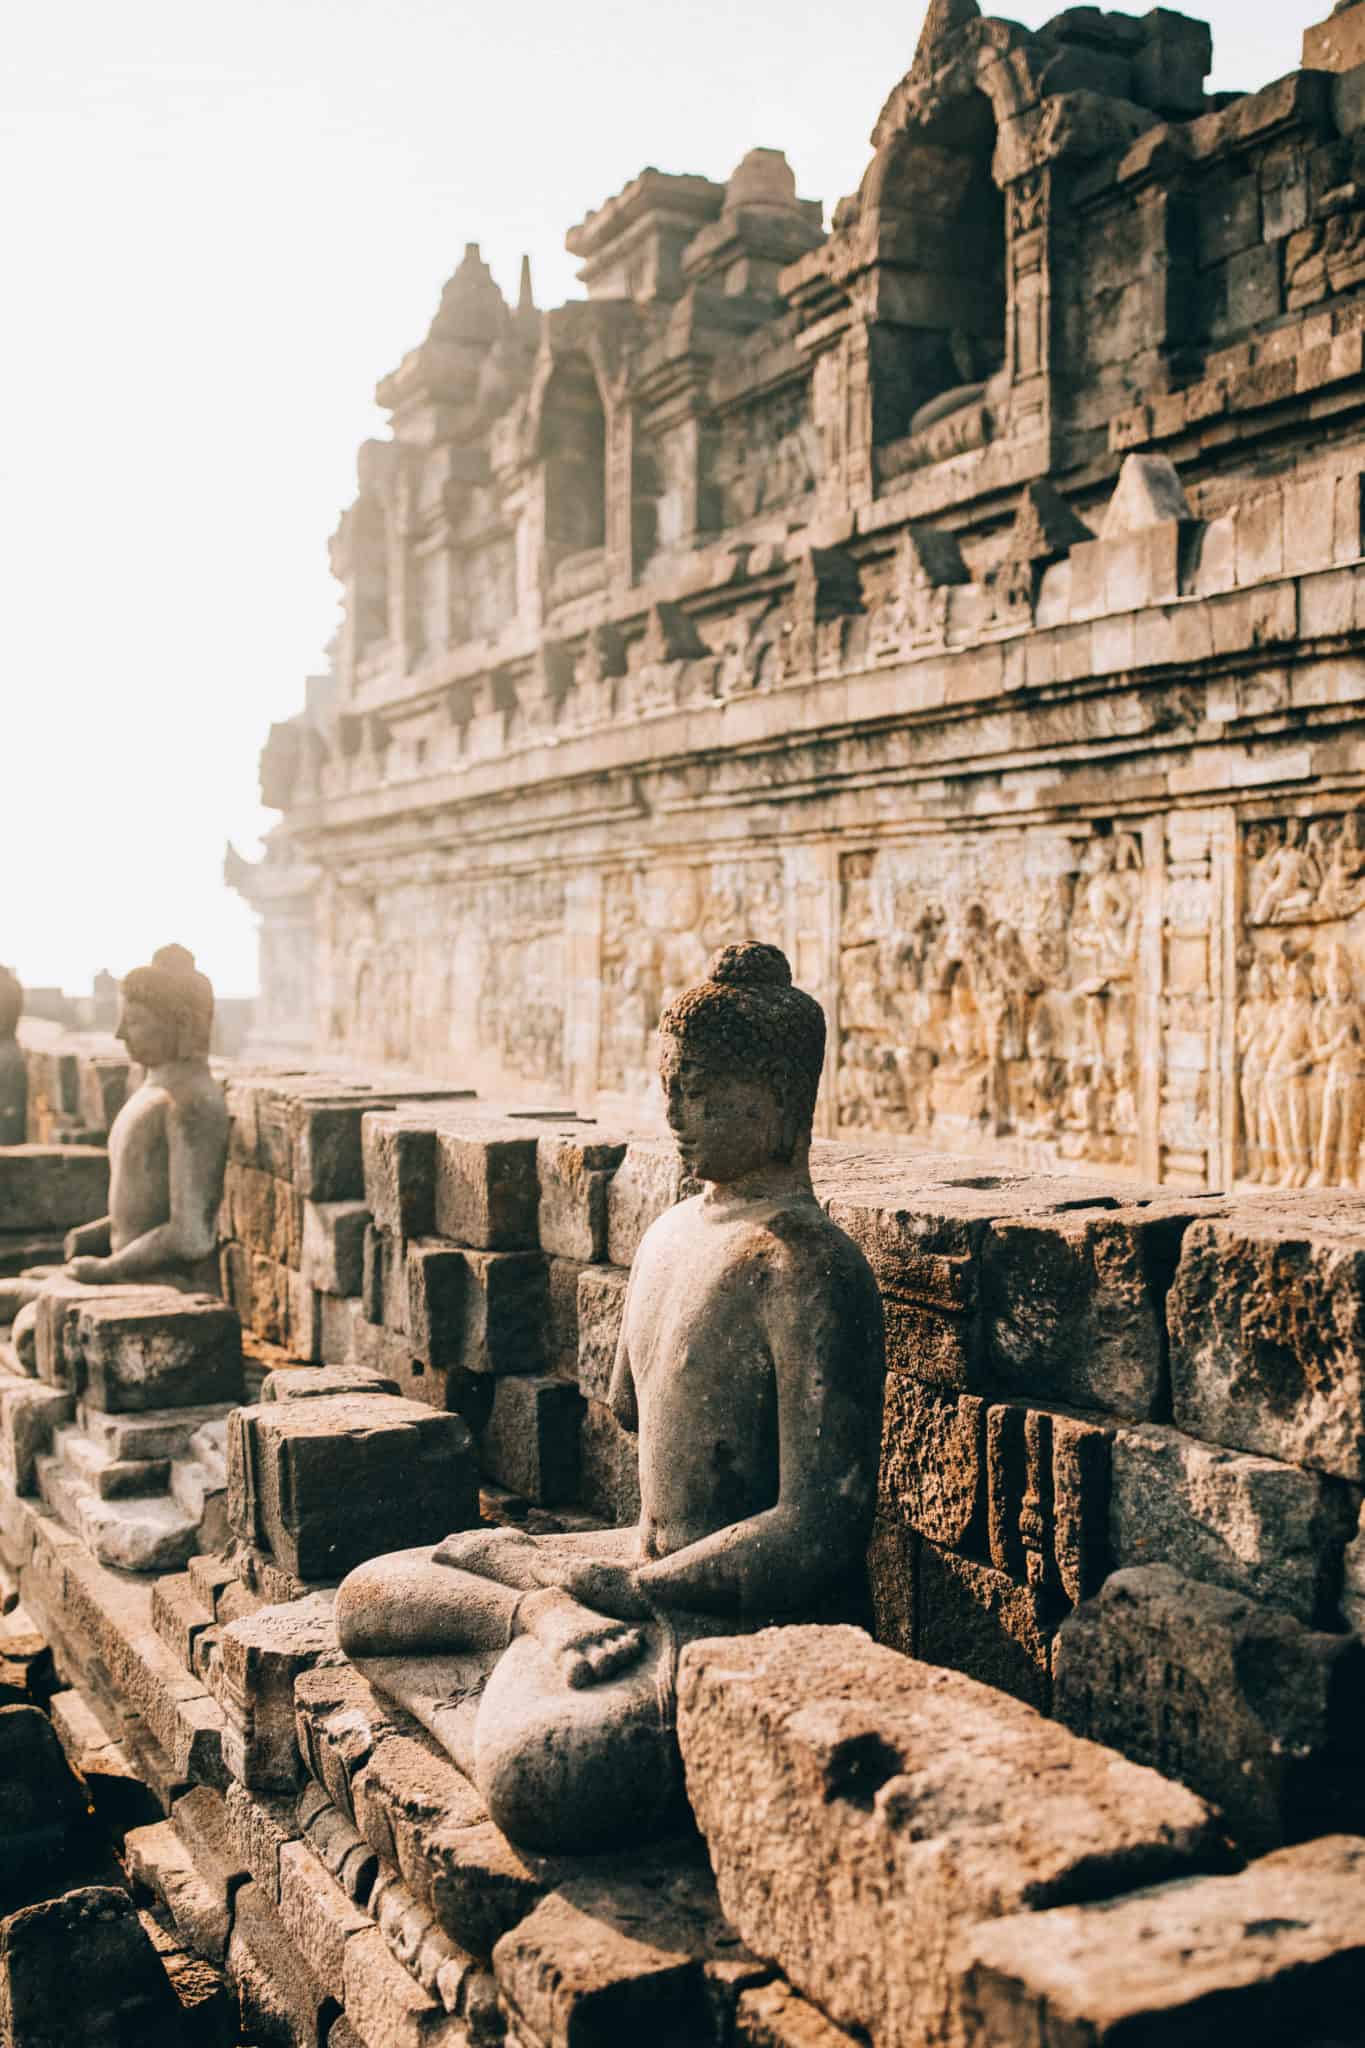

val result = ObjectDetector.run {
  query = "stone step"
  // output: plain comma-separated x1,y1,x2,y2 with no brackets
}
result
53,1426,170,1500
35,1452,202,1574
79,1401,236,1465
169,1455,224,1525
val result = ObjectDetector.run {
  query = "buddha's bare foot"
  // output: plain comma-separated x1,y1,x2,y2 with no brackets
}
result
563,1622,647,1691
517,1586,649,1689
432,1527,541,1586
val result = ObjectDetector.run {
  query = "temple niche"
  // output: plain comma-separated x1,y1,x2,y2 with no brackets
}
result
1237,812,1365,1188
837,830,1142,1171
861,85,1007,455
539,354,608,585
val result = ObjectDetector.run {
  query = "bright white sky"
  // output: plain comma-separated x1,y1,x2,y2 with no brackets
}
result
0,0,1325,998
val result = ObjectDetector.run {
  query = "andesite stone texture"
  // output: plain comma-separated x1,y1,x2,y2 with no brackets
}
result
960,1834,1365,2046
680,1625,1224,2048
1053,1563,1365,1850
1169,1209,1365,1480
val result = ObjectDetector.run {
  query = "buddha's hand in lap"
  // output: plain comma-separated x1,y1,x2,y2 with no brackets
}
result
531,1556,653,1622
516,1585,648,1690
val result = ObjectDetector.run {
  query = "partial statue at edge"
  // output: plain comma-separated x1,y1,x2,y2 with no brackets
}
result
2,946,229,1354
337,941,887,1853
0,966,26,1148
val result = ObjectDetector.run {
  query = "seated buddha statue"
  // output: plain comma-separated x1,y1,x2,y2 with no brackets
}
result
0,967,26,1148
336,941,887,1853
2,947,228,1352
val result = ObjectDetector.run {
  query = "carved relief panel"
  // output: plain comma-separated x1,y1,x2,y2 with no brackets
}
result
598,858,785,1096
711,381,820,531
323,871,567,1088
1235,810,1365,1188
836,828,1145,1170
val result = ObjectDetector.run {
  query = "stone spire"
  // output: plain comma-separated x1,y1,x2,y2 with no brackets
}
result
431,243,509,345
513,253,540,347
913,0,980,73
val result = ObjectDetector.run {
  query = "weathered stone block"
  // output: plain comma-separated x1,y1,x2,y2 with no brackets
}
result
737,1981,860,2048
363,1225,409,1338
0,1886,186,2047
575,1264,628,1401
535,1132,627,1262
578,1398,641,1526
981,1206,1186,1421
230,1878,333,2047
678,1626,1220,2048
228,1394,477,1582
544,1255,584,1380
0,1147,108,1232
492,1878,724,2048
300,1200,369,1297
1169,1208,1365,1480
223,1164,301,1268
961,1834,1365,2046
817,1184,979,1387
866,1518,917,1658
606,1141,694,1268
478,1373,583,1504
433,1123,539,1250
1109,1421,1356,1624
223,1778,297,1907
0,1382,73,1496
217,1594,340,1792
74,1295,243,1413
1344,1499,1365,1636
916,1541,1052,1710
1053,1564,1365,1851
290,1097,373,1202
879,1381,983,1549
986,1403,1114,1610
0,1703,92,1893
404,1240,468,1369
278,1837,371,1992
363,1112,439,1239
450,1249,548,1376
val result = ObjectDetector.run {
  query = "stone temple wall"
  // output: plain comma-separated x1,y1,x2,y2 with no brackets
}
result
236,0,1365,1196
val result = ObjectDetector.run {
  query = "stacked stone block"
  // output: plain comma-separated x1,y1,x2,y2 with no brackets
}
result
0,1144,109,1280
797,1152,1365,1864
18,1036,129,1148
216,1072,472,1372
20,1284,246,1575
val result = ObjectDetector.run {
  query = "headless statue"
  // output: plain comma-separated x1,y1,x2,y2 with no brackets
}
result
2,947,228,1351
336,942,887,1853
0,968,26,1149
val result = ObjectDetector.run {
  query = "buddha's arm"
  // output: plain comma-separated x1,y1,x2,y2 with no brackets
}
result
606,1283,638,1431
638,1245,885,1618
92,1103,219,1279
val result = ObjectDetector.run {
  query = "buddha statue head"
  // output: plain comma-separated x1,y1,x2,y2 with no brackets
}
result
0,967,20,1044
117,945,215,1067
659,941,826,1182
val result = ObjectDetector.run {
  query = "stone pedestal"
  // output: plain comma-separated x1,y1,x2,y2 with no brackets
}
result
13,1284,245,1572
